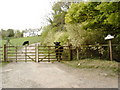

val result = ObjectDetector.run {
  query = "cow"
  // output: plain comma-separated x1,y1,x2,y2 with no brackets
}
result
54,42,63,61
22,41,29,46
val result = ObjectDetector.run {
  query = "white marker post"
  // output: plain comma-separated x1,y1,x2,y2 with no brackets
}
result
105,34,114,61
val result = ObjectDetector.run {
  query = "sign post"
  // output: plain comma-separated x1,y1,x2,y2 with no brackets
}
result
105,34,114,61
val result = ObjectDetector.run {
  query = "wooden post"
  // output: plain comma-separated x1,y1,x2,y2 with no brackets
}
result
48,46,50,62
38,44,39,62
76,47,79,60
3,44,7,62
35,44,37,62
25,46,27,62
109,40,113,61
16,46,17,62
69,44,72,60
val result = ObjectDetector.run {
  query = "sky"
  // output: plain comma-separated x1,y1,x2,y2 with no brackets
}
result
0,0,59,30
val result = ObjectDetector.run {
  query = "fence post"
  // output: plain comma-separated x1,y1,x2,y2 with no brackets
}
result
69,44,72,60
16,46,17,62
109,40,113,61
38,44,39,62
35,44,39,62
35,44,36,62
25,46,27,62
3,44,7,62
48,46,50,62
76,47,79,60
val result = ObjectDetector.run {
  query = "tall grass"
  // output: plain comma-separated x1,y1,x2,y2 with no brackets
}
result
61,59,119,74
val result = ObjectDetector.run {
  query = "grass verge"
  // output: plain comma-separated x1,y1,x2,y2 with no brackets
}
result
61,59,119,76
0,62,10,67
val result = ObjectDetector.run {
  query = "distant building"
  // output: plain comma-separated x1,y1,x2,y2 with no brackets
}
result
23,28,42,37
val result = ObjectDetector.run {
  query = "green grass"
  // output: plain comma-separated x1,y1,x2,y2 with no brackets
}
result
0,40,7,46
61,59,119,74
0,36,41,46
9,36,41,46
0,62,10,67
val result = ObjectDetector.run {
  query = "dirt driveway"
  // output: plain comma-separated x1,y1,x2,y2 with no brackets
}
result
1,62,118,88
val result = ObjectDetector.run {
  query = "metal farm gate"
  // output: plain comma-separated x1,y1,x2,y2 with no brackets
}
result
1,44,72,62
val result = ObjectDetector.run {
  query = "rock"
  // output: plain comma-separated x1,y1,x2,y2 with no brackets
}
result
100,73,108,76
77,63,81,66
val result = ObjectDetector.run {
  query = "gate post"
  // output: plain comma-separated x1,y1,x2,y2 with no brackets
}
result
38,44,39,62
3,44,7,62
69,44,73,61
16,46,17,62
25,46,27,62
35,44,39,62
35,44,37,62
48,46,50,62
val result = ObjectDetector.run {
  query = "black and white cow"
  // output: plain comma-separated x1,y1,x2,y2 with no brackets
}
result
23,41,29,46
54,42,63,61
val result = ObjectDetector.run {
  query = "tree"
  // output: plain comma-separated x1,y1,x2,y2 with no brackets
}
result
65,2,100,24
7,29,14,37
47,2,70,31
65,2,120,61
0,29,7,39
14,30,23,38
65,2,120,34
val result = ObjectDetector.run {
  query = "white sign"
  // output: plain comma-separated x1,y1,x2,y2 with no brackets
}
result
105,34,114,40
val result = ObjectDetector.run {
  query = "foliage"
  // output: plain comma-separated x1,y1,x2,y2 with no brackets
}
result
64,2,120,61
40,25,68,46
41,1,120,61
47,2,69,31
14,30,23,38
0,29,23,40
65,24,104,46
40,2,70,46
40,25,55,45
65,2,120,35
56,31,68,45
7,29,14,37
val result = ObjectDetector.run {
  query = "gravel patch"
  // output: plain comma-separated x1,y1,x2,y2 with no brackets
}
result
1,62,118,88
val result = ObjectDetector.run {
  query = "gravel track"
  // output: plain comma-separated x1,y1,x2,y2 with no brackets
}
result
1,62,118,88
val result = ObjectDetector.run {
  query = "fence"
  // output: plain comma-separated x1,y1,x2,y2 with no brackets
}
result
72,44,120,62
1,44,72,62
0,46,3,62
1,43,119,62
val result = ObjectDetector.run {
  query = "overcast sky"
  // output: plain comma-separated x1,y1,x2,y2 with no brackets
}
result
0,0,59,30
